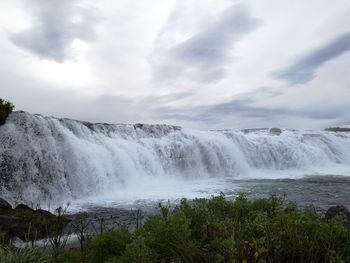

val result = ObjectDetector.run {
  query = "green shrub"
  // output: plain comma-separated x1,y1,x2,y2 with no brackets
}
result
53,249,81,263
108,237,154,263
87,228,132,263
173,194,350,262
177,195,238,261
142,205,199,262
269,207,350,262
0,98,14,125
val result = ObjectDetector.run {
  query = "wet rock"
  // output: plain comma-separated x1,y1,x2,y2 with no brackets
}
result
269,127,282,135
241,128,269,134
15,204,33,212
34,209,53,217
325,127,350,132
0,198,12,210
0,230,12,242
0,215,25,240
0,206,65,242
325,205,350,227
134,123,144,129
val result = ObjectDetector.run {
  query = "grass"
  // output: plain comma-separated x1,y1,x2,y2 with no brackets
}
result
0,247,49,263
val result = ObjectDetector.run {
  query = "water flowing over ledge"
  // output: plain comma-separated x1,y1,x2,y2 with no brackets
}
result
1,111,350,206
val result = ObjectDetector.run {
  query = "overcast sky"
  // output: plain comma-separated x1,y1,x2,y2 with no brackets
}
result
0,0,349,129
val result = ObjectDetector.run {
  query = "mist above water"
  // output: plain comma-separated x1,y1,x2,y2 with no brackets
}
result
0,111,349,207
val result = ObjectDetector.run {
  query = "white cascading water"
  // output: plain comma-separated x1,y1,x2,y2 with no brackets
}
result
0,111,350,206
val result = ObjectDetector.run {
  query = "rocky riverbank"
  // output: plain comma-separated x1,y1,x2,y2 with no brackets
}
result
0,197,146,248
0,198,70,245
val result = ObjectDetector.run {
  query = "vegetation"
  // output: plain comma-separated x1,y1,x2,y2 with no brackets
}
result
0,247,49,263
1,194,350,262
0,98,14,125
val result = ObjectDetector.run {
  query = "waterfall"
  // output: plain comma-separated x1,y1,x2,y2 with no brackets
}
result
1,111,349,205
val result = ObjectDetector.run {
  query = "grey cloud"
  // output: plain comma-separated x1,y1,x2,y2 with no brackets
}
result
158,87,284,123
10,0,98,62
159,87,349,125
140,92,195,106
199,100,347,122
275,31,350,85
189,99,289,123
150,4,261,83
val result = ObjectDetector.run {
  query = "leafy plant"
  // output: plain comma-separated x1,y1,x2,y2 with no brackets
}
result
87,228,132,263
0,247,49,263
0,98,14,125
108,237,155,263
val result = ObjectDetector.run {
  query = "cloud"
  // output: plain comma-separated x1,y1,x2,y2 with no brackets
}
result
199,100,348,122
158,87,282,122
10,0,98,62
2,0,350,130
150,3,261,83
0,63,197,125
275,31,350,85
158,87,350,125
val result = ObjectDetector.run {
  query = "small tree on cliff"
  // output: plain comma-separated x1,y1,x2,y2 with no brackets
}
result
0,98,14,125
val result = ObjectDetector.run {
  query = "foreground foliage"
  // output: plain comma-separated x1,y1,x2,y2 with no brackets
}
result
2,194,350,262
0,98,14,125
0,247,49,263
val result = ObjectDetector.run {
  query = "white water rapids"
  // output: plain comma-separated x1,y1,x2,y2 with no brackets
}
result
0,111,350,208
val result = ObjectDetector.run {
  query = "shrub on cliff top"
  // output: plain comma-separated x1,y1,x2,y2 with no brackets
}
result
0,98,14,125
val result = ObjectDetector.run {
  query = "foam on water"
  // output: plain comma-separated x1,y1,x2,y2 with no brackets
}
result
0,111,349,207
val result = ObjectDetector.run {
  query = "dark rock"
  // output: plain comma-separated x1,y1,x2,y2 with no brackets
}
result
325,205,350,227
7,224,26,241
241,128,269,134
0,214,19,226
0,198,12,210
269,127,282,135
0,230,12,242
34,209,52,217
0,206,69,242
0,215,25,240
15,204,33,212
134,123,144,129
325,127,350,132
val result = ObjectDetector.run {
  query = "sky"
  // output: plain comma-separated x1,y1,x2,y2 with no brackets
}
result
0,0,349,130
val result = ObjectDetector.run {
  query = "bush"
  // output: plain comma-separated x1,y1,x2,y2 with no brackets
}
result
142,205,198,262
108,237,155,263
175,194,350,262
0,98,14,125
87,228,132,263
53,249,81,263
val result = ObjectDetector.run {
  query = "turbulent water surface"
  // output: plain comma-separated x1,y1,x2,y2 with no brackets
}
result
0,111,349,210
